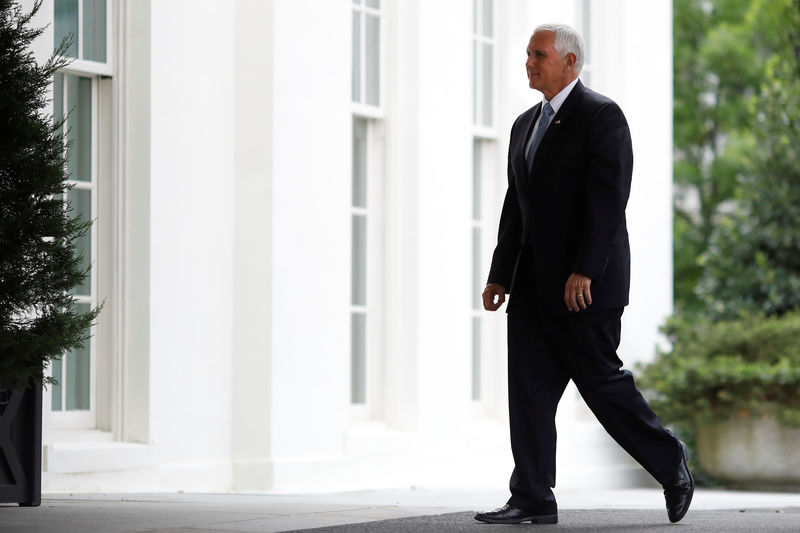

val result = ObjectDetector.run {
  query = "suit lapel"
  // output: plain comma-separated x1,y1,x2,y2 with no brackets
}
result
513,104,541,185
527,80,586,177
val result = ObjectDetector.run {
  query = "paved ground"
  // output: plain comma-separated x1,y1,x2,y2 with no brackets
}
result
294,508,800,532
1,488,800,532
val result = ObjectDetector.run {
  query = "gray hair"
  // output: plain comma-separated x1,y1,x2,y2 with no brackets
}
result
534,23,586,74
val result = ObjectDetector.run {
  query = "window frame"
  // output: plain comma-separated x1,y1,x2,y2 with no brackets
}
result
351,0,384,117
470,1,499,405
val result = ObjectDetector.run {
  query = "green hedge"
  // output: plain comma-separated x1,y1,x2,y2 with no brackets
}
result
637,312,800,429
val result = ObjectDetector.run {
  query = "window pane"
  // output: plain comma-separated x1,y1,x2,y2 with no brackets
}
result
472,227,481,309
66,303,91,410
54,0,78,58
51,357,63,411
365,14,380,106
482,0,494,37
83,0,107,62
68,188,92,296
482,43,493,127
352,11,361,103
53,72,64,138
365,0,380,8
472,140,482,220
472,40,479,125
66,75,92,183
472,317,481,400
353,118,367,207
352,215,367,306
351,312,367,404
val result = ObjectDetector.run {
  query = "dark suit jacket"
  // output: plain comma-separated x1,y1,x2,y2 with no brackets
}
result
487,80,633,315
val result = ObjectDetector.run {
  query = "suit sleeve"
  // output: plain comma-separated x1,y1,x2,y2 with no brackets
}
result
487,132,523,293
573,103,633,280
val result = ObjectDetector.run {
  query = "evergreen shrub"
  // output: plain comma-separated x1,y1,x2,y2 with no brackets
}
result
638,312,800,429
0,0,100,389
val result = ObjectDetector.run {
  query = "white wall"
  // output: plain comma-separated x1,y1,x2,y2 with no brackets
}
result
149,0,235,488
410,0,475,432
606,0,674,366
266,0,352,490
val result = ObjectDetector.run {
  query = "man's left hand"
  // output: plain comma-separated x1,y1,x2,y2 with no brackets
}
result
565,273,592,312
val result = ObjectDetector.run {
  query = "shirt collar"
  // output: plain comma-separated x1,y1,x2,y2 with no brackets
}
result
543,76,580,115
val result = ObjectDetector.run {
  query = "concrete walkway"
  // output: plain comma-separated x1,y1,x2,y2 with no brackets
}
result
1,488,800,532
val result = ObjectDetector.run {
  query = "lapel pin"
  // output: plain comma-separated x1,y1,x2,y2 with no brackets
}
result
554,120,561,125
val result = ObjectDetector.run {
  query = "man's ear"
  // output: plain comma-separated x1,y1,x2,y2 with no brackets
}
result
565,52,578,71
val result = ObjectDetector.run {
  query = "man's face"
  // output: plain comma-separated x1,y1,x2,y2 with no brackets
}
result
525,31,573,100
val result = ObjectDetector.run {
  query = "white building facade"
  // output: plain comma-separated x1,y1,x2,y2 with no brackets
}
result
25,0,673,493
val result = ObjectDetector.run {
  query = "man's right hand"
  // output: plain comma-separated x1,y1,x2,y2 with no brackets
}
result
482,283,506,311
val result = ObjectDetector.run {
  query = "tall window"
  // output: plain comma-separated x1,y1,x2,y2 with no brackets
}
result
471,0,495,402
51,0,110,428
351,1,382,409
472,0,494,128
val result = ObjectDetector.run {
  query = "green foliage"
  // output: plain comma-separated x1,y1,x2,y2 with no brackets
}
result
671,0,800,313
695,0,800,319
0,0,100,389
672,0,765,313
638,312,800,429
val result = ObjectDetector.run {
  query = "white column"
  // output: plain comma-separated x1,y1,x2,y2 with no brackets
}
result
149,0,235,490
601,0,674,366
412,0,475,432
117,0,153,446
266,0,352,490
230,0,275,492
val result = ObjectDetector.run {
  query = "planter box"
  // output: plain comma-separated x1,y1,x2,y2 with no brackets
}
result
697,417,800,491
0,386,42,506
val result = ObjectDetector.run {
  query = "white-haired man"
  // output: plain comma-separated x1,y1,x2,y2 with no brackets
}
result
476,23,693,525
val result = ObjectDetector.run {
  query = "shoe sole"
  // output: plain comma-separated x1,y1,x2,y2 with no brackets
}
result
475,514,558,524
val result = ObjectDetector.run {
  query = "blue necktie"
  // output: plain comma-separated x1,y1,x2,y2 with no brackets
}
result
526,102,554,167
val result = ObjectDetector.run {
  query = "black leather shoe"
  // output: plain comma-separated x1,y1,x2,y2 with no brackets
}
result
663,440,694,523
474,504,558,524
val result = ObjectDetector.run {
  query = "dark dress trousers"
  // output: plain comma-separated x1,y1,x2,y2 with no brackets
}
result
487,80,682,512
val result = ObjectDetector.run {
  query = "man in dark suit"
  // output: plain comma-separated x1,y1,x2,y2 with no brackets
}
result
475,24,694,525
